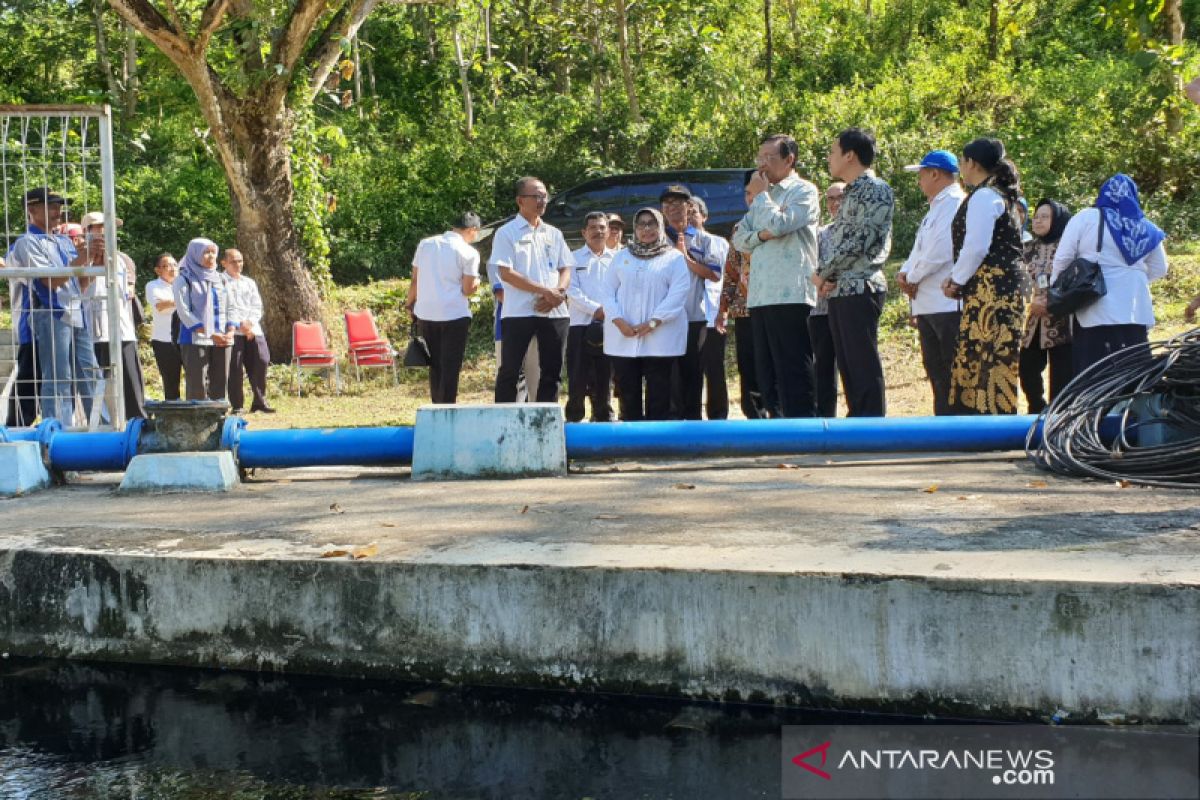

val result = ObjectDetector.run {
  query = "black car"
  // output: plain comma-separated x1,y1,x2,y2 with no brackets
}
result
478,169,752,259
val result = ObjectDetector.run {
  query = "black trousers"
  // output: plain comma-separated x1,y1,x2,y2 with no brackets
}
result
827,291,887,418
1072,322,1148,376
5,342,39,426
916,311,961,416
151,339,182,401
1019,343,1073,414
670,320,708,420
94,340,147,420
182,343,231,401
751,303,815,418
495,316,569,403
807,313,838,418
565,322,613,422
421,317,472,404
701,326,728,420
731,316,763,419
229,333,272,411
611,356,674,421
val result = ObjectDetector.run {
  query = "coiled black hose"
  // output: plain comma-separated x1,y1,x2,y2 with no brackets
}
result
1026,328,1200,488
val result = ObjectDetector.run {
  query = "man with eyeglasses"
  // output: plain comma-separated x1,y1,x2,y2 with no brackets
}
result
732,134,821,418
660,184,723,420
491,176,575,403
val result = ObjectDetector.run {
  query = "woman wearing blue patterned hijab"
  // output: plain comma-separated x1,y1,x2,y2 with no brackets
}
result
1048,173,1168,374
1095,174,1166,266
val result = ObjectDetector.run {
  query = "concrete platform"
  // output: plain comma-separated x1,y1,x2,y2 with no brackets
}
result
0,452,1197,723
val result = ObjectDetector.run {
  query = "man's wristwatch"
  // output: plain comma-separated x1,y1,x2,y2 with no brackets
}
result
648,319,661,330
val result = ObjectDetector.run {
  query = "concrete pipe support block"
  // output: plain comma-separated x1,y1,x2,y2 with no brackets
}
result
119,451,239,493
412,403,567,480
0,441,51,496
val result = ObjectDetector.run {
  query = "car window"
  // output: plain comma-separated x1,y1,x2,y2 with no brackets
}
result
557,180,625,216
684,172,748,214
622,177,668,213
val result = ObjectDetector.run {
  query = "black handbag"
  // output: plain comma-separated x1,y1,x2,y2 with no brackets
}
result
402,320,430,367
1046,215,1107,316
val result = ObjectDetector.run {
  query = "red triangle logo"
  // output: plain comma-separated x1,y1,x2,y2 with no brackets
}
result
791,740,833,780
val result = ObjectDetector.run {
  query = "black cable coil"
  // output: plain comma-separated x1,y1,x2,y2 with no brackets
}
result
1026,328,1200,488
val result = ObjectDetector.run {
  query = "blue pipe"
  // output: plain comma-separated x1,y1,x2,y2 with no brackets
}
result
45,418,143,472
232,426,415,469
564,416,1046,459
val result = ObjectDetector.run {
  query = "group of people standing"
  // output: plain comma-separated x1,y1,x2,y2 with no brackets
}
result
409,128,1175,422
3,187,274,428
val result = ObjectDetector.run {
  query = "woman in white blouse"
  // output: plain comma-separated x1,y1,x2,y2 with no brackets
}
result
602,208,691,420
1041,174,1167,375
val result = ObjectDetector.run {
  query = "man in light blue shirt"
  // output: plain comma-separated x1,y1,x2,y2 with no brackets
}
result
733,134,821,418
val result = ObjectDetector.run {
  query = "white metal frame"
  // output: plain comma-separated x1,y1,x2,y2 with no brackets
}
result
0,105,125,430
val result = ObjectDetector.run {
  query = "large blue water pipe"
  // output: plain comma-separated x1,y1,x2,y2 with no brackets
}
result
0,415,1057,472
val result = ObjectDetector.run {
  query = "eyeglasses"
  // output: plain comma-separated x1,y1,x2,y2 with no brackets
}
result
634,221,660,229
519,193,549,201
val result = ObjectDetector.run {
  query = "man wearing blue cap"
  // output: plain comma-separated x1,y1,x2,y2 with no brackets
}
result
896,150,967,415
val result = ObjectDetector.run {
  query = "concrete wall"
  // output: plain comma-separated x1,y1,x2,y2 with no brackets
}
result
1,549,1196,723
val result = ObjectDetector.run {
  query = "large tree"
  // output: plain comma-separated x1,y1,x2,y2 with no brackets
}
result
106,0,382,353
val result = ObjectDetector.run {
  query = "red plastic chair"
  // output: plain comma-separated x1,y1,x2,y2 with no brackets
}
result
291,321,340,396
344,310,397,384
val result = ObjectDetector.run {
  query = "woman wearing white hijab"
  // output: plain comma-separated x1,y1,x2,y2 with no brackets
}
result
173,237,235,400
601,208,691,420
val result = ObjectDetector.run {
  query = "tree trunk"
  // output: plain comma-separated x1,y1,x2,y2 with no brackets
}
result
122,21,138,124
763,0,773,83
614,0,639,122
215,98,324,359
93,0,122,106
352,35,364,118
987,0,999,61
452,21,475,137
1164,0,1184,133
589,0,604,117
551,0,570,93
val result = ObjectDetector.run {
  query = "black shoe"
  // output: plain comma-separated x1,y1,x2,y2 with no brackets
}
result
252,406,277,414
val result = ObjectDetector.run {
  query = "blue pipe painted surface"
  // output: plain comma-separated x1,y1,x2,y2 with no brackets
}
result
45,419,143,472
233,426,415,469
564,416,1045,459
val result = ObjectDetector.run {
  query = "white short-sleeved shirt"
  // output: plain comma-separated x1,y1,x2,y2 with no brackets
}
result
413,231,480,322
1051,207,1168,329
489,216,574,319
899,183,966,316
568,244,615,326
145,277,176,343
601,249,691,358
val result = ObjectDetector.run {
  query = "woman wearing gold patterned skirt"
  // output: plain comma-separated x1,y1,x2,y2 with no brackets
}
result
941,137,1026,415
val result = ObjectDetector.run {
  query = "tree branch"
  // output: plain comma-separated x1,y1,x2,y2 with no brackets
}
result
304,0,380,101
161,0,189,44
106,0,188,59
273,0,336,79
196,0,234,52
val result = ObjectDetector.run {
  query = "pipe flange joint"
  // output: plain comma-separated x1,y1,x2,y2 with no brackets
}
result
34,419,62,468
123,418,145,467
220,416,246,460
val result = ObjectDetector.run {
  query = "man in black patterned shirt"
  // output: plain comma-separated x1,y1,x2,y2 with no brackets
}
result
814,127,893,417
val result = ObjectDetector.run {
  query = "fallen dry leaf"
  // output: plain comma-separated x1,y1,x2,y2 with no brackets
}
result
1026,480,1048,489
777,463,800,470
956,494,981,501
1115,480,1132,488
672,483,696,490
922,485,939,494
329,502,345,514
320,549,351,559
520,504,529,514
380,522,397,528
353,543,378,559
595,514,621,520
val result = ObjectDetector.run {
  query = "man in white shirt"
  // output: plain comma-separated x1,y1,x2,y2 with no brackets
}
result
80,211,145,421
145,253,181,400
491,176,574,403
896,150,967,416
222,248,274,414
407,212,482,404
566,212,615,422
